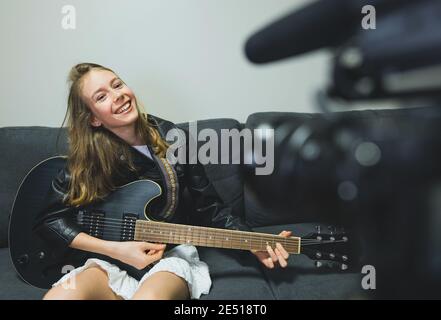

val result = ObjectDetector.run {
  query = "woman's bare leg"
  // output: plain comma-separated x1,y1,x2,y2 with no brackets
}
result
43,266,123,300
131,271,190,300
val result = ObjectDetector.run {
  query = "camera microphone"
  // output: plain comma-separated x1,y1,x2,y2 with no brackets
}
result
244,0,419,64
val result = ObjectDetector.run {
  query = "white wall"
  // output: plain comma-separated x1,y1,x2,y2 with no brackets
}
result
0,0,332,127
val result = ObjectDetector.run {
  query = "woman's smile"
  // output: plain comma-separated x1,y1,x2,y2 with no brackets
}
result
114,100,133,115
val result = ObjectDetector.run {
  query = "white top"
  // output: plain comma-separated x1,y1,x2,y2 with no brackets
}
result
132,145,153,159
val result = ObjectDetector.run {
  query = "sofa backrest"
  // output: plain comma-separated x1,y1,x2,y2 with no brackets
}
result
0,127,69,247
0,118,245,248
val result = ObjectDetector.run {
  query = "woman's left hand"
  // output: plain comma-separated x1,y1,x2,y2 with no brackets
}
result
251,230,292,269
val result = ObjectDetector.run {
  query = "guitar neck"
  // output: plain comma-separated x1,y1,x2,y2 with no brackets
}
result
134,220,301,254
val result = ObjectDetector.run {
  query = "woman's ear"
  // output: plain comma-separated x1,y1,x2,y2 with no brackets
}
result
90,115,102,127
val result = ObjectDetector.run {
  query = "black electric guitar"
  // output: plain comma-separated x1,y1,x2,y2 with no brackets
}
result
9,156,350,289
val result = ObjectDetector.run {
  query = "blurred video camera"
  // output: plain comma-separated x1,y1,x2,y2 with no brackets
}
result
243,0,441,299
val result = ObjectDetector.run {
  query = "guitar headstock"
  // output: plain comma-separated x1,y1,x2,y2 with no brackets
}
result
300,225,350,271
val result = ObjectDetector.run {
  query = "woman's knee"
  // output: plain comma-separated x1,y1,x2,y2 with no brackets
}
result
43,284,81,300
43,266,118,300
131,271,190,300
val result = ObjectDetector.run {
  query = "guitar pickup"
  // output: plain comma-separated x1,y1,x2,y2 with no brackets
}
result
120,213,138,241
78,209,105,239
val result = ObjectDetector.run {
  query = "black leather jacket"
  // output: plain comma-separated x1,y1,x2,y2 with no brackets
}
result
34,115,251,252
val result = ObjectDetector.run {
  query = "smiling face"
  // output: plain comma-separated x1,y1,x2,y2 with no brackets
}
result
80,69,139,133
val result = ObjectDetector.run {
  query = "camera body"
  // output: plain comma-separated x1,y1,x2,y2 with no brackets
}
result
244,0,441,298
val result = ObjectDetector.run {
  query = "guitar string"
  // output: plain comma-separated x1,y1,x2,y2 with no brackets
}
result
76,215,344,243
76,216,332,242
78,222,303,248
78,213,345,240
78,216,304,243
76,218,324,244
76,220,347,261
80,218,336,244
77,219,345,250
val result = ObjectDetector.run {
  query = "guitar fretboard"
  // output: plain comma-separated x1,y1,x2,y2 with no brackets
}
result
134,220,301,254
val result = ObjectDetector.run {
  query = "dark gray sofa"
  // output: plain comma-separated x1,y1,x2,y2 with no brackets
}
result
9,108,426,300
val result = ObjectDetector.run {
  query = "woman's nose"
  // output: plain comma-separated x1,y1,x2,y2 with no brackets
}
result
113,91,123,102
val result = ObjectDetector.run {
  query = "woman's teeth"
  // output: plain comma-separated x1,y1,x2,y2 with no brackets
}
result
116,101,131,114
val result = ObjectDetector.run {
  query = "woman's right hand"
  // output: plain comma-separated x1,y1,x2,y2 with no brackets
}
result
109,241,167,270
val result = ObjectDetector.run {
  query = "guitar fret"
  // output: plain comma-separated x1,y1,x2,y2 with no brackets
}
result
230,229,234,249
200,228,205,247
193,226,199,246
180,225,185,244
207,228,214,248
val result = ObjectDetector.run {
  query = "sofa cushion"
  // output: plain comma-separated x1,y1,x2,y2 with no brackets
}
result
198,247,275,299
0,127,68,248
0,223,361,300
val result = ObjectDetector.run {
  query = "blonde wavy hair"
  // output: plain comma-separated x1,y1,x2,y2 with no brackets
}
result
64,63,168,206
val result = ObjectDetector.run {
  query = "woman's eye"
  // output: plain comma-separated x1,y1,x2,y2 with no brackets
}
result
115,82,123,88
97,95,106,101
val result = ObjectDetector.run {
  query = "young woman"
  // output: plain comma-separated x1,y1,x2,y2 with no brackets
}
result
37,63,292,300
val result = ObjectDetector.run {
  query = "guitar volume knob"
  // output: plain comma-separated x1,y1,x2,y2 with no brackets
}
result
17,254,29,265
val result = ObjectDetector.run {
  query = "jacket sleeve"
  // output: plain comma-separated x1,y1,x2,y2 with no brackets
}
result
184,162,252,232
33,168,82,251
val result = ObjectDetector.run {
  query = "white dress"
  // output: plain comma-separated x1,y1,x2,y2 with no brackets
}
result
52,244,211,299
52,146,212,299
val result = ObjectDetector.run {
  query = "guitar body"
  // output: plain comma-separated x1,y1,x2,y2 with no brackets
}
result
9,156,162,289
